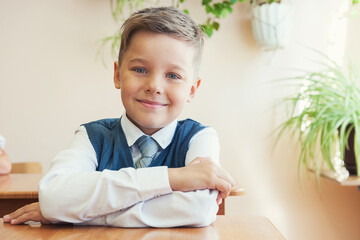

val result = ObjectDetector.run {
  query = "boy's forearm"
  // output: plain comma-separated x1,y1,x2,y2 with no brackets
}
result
168,168,183,191
168,167,210,191
81,189,219,228
39,157,171,223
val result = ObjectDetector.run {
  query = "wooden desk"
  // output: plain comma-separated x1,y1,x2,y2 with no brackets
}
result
0,215,285,240
0,174,42,217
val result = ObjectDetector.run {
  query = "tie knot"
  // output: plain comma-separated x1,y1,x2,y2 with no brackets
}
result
136,135,159,158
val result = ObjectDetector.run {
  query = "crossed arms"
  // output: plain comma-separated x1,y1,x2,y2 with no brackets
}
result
3,127,234,227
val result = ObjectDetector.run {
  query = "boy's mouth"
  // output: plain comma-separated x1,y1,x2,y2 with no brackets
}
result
137,99,168,109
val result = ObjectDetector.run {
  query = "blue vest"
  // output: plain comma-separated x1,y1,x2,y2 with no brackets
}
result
82,118,206,171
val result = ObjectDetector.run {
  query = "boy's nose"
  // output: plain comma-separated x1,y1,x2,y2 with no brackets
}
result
145,75,163,94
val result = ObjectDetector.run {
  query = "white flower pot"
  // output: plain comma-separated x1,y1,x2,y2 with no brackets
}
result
251,2,292,50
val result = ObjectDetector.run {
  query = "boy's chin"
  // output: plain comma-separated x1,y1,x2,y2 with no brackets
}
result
138,126,162,135
137,121,171,135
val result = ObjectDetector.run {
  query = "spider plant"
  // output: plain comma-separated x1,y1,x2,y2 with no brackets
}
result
275,53,360,178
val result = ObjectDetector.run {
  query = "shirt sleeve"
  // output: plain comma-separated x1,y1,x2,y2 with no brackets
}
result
185,127,220,165
39,126,220,227
39,126,172,223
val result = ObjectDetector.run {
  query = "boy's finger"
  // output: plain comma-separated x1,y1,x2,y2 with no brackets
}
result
3,211,24,223
216,193,222,205
201,160,235,188
215,178,232,199
216,168,235,187
10,212,35,225
2,215,11,222
220,188,231,199
189,159,201,165
189,157,211,165
3,209,24,222
4,203,37,222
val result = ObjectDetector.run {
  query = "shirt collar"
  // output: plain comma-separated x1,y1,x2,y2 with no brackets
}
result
121,113,177,150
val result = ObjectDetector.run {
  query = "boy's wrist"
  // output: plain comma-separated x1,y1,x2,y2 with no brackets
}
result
168,168,179,191
168,168,188,191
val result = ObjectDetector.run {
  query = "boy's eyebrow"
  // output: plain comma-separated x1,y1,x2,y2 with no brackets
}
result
128,58,149,64
167,64,186,73
129,58,186,73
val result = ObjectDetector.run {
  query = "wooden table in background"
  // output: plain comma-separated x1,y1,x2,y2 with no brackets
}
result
0,215,285,240
0,174,42,217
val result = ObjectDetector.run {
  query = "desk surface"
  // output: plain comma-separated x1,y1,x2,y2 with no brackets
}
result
0,174,42,199
0,215,285,240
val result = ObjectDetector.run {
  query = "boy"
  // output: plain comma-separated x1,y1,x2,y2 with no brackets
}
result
3,7,234,227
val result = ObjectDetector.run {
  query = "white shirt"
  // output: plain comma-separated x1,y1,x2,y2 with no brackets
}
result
39,114,220,227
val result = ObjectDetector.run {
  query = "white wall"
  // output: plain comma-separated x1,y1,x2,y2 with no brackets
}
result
1,1,360,239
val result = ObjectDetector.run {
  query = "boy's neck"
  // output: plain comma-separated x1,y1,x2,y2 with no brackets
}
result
121,114,178,150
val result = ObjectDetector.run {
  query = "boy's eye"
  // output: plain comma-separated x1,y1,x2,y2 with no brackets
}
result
132,67,147,74
166,73,181,80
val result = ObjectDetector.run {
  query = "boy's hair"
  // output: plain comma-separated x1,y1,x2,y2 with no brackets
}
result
118,7,204,77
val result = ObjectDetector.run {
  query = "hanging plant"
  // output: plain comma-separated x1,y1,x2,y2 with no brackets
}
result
97,0,246,62
250,0,292,50
98,0,359,60
194,0,246,37
97,0,144,61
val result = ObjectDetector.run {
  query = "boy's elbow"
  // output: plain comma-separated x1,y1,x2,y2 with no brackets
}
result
39,191,83,223
38,185,61,222
190,210,217,227
38,181,79,223
185,190,219,227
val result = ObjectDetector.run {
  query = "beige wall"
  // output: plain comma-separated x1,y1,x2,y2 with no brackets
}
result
1,1,360,239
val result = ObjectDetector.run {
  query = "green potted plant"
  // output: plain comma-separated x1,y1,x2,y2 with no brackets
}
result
275,52,360,178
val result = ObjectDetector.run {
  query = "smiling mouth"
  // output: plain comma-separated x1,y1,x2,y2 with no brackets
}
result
137,99,168,109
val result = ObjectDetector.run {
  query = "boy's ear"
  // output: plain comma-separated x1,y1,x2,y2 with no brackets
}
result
114,61,121,89
187,78,201,102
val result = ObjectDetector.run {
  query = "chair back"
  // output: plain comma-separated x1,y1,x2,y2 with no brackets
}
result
217,187,245,215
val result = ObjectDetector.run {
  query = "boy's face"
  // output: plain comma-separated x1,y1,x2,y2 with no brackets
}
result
114,31,201,135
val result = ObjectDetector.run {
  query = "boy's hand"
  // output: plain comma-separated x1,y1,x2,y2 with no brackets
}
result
3,202,50,225
168,157,235,202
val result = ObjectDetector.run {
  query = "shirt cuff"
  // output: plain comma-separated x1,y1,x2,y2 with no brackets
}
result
137,166,172,200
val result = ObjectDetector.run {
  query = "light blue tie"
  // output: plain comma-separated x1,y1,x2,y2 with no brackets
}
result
135,135,159,168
